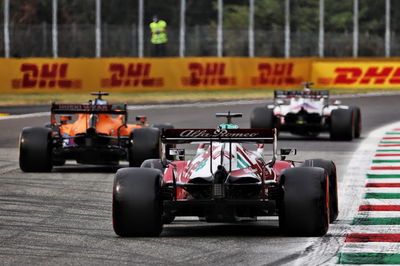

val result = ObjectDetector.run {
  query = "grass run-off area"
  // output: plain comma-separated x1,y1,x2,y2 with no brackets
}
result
1,88,400,106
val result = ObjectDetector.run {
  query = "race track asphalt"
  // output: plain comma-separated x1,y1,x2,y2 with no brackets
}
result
0,93,399,265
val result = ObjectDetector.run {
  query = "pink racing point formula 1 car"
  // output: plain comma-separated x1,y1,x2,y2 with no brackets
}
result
112,113,338,237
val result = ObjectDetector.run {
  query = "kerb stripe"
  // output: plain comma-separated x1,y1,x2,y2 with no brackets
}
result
359,205,400,211
366,183,400,187
345,233,400,242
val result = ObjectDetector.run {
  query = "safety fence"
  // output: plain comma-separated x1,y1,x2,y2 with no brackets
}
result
1,57,400,93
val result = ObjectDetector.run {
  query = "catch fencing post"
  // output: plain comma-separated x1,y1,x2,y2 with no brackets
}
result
217,0,223,57
179,0,186,57
319,0,324,57
284,0,290,58
138,0,144,58
248,0,254,57
52,0,58,58
353,0,359,57
95,0,101,58
3,0,9,58
385,0,391,57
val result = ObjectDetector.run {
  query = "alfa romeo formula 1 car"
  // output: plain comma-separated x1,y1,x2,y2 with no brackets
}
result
19,92,172,172
112,113,338,237
250,83,361,140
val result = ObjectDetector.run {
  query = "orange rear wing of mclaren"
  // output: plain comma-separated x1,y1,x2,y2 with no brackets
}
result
51,103,127,115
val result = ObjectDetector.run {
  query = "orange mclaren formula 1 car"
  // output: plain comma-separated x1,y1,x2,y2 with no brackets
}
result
19,92,172,172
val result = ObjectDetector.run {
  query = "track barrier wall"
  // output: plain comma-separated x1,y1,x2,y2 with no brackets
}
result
1,57,400,93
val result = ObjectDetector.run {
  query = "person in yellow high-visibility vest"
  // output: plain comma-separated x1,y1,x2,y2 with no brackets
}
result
150,15,168,57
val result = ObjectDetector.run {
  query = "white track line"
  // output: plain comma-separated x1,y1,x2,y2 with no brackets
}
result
2,91,400,121
0,100,268,120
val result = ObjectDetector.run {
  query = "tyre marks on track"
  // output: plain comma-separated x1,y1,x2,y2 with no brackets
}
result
338,128,400,264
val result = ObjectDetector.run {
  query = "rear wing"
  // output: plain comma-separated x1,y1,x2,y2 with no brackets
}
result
274,90,329,99
51,103,127,115
161,128,275,144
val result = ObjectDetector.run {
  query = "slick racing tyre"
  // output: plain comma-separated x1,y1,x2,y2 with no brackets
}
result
250,107,274,130
302,159,338,223
330,108,355,141
141,159,166,173
279,167,329,236
141,159,175,224
112,168,163,237
129,127,162,167
52,159,66,166
350,106,362,138
19,127,53,172
152,123,175,161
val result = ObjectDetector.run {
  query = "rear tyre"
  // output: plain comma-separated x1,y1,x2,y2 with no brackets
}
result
19,127,53,172
330,108,355,141
112,168,163,237
141,159,166,172
152,123,175,160
129,127,161,167
250,107,274,130
141,159,175,224
302,159,338,223
350,106,362,138
52,159,66,166
279,167,329,236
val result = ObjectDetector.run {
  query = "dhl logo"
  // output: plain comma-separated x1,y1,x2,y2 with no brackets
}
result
181,63,236,86
251,63,303,86
12,63,81,89
318,67,400,85
101,63,164,88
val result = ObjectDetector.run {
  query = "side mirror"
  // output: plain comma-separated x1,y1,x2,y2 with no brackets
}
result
136,115,147,125
333,100,341,105
169,148,185,160
280,148,296,160
276,99,284,105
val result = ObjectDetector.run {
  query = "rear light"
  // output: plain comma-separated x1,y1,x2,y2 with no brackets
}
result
86,127,97,136
212,184,225,198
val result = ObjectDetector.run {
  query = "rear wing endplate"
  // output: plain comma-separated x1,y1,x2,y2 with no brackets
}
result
161,128,275,144
51,103,127,114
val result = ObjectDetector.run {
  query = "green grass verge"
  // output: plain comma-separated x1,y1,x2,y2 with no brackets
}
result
1,88,400,105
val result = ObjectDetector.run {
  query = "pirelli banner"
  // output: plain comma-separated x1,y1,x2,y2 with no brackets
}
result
1,57,400,93
0,57,310,93
311,59,400,88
